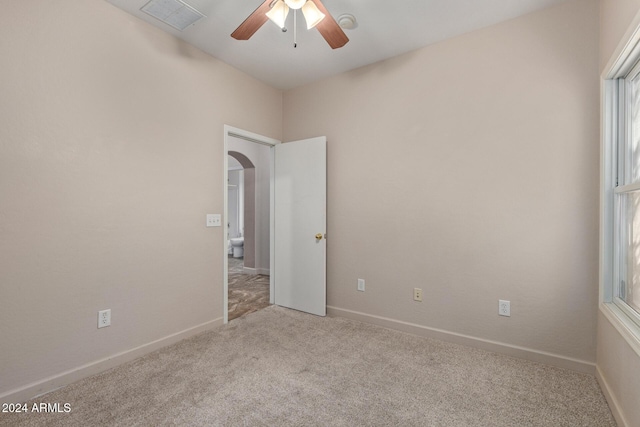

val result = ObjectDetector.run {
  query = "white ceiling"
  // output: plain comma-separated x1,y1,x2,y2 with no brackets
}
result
105,0,568,90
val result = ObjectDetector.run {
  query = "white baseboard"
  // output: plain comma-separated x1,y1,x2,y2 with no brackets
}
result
596,365,630,427
327,306,595,374
242,267,270,275
0,317,223,405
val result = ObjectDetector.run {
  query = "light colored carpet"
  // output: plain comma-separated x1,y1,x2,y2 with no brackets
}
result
0,306,615,426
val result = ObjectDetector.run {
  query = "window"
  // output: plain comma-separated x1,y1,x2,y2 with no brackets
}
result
605,57,640,332
615,69,640,325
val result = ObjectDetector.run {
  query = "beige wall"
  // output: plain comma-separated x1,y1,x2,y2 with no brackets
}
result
598,1,640,426
4,0,630,412
284,0,600,365
0,0,281,400
597,312,640,426
600,0,640,71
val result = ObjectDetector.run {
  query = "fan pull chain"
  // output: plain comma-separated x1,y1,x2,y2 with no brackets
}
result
294,9,297,48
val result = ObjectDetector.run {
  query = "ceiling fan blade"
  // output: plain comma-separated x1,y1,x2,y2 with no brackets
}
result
231,0,273,41
310,0,349,49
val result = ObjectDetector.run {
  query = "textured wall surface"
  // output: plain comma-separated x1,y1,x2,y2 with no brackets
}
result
3,0,626,412
598,0,640,425
284,0,599,363
600,0,640,71
597,312,640,426
0,0,282,398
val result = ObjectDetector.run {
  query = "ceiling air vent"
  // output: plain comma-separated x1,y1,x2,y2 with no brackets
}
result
141,0,205,31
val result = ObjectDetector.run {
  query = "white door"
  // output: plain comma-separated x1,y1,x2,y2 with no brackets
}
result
273,137,327,316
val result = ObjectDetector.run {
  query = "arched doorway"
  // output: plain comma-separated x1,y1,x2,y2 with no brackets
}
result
226,143,271,321
228,151,256,269
223,126,280,324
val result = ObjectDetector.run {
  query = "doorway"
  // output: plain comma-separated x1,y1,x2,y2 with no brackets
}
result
223,126,279,324
227,151,268,320
223,126,328,322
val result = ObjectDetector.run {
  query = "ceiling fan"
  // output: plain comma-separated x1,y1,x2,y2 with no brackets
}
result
231,0,349,49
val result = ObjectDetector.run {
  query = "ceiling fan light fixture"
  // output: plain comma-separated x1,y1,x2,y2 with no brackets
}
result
284,0,307,10
266,0,289,29
233,0,349,49
301,1,325,29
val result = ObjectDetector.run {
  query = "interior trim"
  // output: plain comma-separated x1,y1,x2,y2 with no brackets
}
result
0,317,223,405
241,267,270,276
600,304,640,357
327,306,595,374
223,125,281,324
596,364,630,427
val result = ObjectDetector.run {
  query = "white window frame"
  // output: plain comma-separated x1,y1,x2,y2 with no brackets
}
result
601,27,640,357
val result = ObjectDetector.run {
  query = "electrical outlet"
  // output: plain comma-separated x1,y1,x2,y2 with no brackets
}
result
98,309,111,328
413,288,423,302
357,279,365,292
206,214,221,227
499,300,510,317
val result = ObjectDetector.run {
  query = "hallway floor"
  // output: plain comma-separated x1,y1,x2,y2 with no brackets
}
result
228,256,270,321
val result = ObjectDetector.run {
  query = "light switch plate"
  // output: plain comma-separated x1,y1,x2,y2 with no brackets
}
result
206,214,221,227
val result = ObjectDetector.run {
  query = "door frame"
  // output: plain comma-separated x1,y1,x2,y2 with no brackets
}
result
223,125,280,324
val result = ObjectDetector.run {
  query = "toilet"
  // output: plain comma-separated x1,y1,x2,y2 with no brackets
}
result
230,237,244,258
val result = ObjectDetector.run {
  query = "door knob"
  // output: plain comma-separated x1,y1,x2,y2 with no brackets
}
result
315,233,323,240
